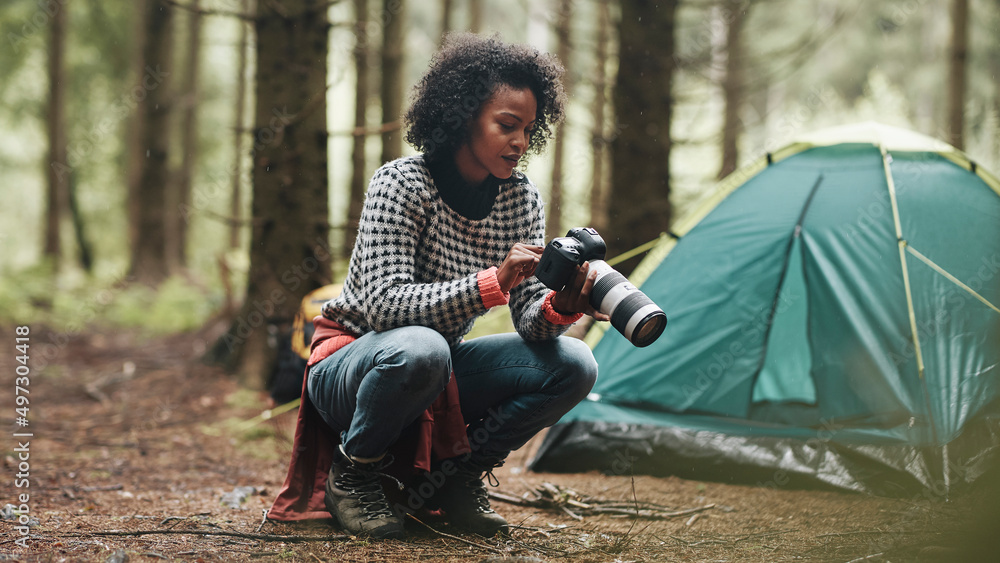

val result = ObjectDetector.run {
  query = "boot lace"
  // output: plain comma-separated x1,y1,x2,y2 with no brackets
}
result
460,462,503,512
336,458,403,518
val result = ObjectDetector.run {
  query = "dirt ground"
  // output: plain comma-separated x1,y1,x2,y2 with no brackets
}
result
1,325,995,562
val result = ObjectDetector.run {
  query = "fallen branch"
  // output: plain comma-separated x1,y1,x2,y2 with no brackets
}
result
660,530,794,548
62,483,125,499
489,490,535,507
589,504,715,519
489,482,716,521
558,504,583,521
845,553,885,563
732,530,797,543
56,529,349,543
158,516,187,529
816,530,928,538
78,484,125,492
405,514,504,554
83,364,138,405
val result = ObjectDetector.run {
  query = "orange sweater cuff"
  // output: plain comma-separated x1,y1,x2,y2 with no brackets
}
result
478,267,509,309
542,291,584,325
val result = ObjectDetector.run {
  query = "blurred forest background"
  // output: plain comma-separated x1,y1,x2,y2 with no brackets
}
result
1,0,998,390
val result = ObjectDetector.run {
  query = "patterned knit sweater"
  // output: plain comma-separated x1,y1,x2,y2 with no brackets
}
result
322,154,581,344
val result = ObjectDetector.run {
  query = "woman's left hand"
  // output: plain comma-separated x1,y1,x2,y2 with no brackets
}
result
551,262,611,322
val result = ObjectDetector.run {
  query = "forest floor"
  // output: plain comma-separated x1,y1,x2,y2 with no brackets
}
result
0,324,996,562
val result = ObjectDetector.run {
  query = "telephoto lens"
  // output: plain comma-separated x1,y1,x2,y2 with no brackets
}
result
588,261,666,347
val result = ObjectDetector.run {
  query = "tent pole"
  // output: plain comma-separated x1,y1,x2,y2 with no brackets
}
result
906,245,1000,314
943,442,951,499
878,143,940,449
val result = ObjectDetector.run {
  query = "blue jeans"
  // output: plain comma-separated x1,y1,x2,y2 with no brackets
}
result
306,326,598,460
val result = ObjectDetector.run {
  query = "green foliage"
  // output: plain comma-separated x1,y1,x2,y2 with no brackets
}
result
0,263,55,322
224,387,265,410
212,405,284,462
235,423,282,461
0,0,45,81
101,276,222,334
466,305,516,340
0,267,223,336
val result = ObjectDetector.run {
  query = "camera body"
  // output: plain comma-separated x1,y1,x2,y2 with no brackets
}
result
536,227,667,348
536,227,607,291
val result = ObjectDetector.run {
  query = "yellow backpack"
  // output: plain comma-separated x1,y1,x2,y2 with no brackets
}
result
290,284,343,360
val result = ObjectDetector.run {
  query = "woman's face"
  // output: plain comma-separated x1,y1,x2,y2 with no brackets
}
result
454,85,538,184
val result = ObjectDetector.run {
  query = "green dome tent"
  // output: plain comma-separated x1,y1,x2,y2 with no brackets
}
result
531,122,1000,497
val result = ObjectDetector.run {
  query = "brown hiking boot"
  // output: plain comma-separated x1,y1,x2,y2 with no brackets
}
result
324,445,405,539
430,454,509,537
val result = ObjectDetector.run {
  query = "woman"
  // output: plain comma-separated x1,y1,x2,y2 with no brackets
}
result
270,33,603,540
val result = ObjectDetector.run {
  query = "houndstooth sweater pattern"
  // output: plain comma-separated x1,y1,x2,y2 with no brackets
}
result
322,154,574,345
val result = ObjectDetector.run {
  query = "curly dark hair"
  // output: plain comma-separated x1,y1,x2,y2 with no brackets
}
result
404,33,566,163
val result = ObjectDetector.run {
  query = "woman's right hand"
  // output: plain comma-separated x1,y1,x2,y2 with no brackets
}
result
496,244,544,294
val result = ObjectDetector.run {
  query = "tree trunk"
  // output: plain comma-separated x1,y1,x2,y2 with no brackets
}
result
67,173,94,272
229,0,252,251
218,0,333,390
44,0,69,271
717,2,747,180
380,0,405,164
547,0,572,240
994,1,1000,166
588,0,610,233
469,0,482,32
130,0,174,285
345,0,370,260
126,0,148,262
440,0,453,45
168,0,203,270
548,123,566,240
608,0,677,276
946,0,968,150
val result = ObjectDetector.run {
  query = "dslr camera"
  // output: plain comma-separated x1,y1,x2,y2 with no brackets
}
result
536,227,667,347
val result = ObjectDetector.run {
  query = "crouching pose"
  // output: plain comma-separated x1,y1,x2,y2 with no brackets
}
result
269,33,603,539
